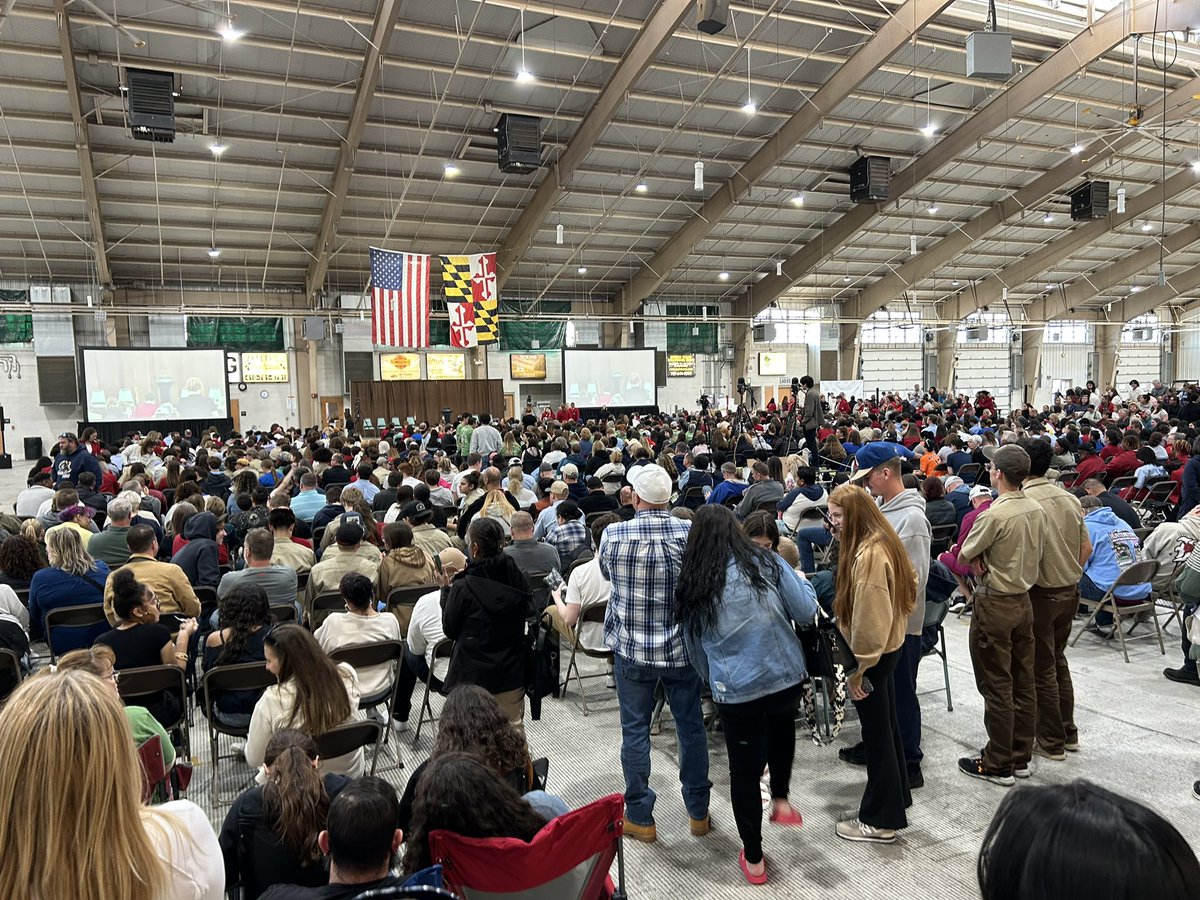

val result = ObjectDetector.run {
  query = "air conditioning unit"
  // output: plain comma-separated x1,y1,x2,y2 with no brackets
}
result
1132,327,1152,341
849,155,890,203
752,322,776,342
695,0,730,34
1070,180,1110,221
126,68,175,143
496,114,541,174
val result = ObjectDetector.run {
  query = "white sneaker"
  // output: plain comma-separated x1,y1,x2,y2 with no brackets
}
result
229,740,246,756
836,818,896,843
1014,765,1032,779
391,719,410,734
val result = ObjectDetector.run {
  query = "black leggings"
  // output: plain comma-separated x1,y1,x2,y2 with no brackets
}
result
851,648,911,830
716,683,802,864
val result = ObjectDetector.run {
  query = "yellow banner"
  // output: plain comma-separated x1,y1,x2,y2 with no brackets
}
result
241,352,289,383
427,352,466,380
667,354,695,377
380,352,422,381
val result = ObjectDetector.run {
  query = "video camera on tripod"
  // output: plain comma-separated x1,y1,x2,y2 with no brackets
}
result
790,377,801,396
697,394,711,413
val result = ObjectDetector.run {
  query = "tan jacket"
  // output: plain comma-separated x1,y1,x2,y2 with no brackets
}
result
840,536,909,686
374,547,437,599
103,556,201,626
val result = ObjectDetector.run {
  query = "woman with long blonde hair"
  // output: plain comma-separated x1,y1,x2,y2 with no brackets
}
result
827,483,917,845
0,670,223,899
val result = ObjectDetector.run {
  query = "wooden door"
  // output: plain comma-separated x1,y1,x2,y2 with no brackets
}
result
503,393,515,421
229,399,242,424
319,396,342,428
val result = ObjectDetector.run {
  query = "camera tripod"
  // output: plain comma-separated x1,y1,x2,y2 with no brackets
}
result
780,388,803,456
730,389,756,468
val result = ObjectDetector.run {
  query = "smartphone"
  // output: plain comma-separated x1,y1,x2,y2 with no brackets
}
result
545,568,565,592
819,507,834,527
431,552,444,576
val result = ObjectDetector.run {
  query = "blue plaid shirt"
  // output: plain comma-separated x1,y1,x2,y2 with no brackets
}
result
544,519,588,559
599,509,692,667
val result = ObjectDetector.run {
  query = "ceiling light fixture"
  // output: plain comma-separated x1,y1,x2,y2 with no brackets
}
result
718,271,730,281
219,16,243,41
694,160,704,191
555,224,563,245
790,194,804,206
516,9,533,82
443,164,459,177
1141,221,1153,232
919,123,937,138
207,247,221,258
775,261,783,276
1116,187,1127,213
1192,160,1200,173
843,274,852,282
952,279,960,286
910,235,918,255
635,181,648,193
1069,143,1084,154
1043,212,1054,223
742,46,755,115
742,100,757,115
577,266,588,274
927,203,940,214
209,142,227,156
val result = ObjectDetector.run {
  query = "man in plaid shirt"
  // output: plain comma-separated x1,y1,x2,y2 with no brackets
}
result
599,464,711,843
543,500,589,571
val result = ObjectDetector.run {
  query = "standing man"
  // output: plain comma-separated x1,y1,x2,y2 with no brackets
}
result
52,432,102,486
469,413,502,460
798,376,824,469
845,444,931,787
599,464,710,843
1017,438,1090,761
957,445,1045,786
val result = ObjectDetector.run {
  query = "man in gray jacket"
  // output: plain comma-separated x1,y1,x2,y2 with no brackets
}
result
798,376,824,468
844,443,931,787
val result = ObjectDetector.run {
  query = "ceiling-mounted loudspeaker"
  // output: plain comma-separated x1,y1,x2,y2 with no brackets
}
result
1070,181,1110,220
966,31,1013,79
850,155,890,203
695,0,730,34
496,113,541,174
127,68,175,143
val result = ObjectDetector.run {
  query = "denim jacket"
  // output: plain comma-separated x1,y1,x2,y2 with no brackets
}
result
684,557,819,705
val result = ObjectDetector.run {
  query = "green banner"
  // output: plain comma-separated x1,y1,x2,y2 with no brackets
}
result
666,304,717,353
0,292,32,343
498,299,568,352
187,316,283,351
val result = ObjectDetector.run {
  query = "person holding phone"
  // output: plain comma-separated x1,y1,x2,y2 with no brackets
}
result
825,483,917,844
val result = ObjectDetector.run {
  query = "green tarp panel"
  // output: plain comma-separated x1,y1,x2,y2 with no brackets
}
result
499,299,568,352
0,290,32,343
666,304,717,353
187,316,284,351
429,318,451,347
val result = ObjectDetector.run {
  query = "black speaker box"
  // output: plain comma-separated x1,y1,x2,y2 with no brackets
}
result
496,113,541,174
850,155,890,203
1070,181,1109,221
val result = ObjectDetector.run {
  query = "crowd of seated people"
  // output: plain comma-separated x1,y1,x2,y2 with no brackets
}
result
0,381,1198,894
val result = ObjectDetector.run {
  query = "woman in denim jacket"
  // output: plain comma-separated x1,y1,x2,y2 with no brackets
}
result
674,504,819,886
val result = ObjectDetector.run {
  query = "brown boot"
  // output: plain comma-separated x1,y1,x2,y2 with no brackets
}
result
622,818,657,843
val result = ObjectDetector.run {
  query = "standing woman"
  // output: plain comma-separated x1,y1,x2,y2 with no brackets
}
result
826,483,916,844
674,505,819,885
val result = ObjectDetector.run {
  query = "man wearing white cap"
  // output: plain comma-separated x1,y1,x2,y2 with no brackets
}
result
599,463,711,844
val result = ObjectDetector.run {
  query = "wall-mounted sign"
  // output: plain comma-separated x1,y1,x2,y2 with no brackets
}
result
667,354,696,377
241,352,289,383
510,353,547,380
758,352,788,376
379,352,422,381
427,353,466,381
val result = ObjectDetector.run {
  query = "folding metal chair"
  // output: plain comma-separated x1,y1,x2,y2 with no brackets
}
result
1108,475,1136,496
328,640,405,769
314,719,385,776
918,597,953,711
202,661,277,806
1135,480,1177,525
558,603,613,717
119,664,190,759
1155,560,1187,633
310,590,344,629
955,462,981,484
269,604,298,624
413,638,454,748
431,792,627,900
1071,560,1163,663
44,602,109,663
929,523,957,558
385,583,439,638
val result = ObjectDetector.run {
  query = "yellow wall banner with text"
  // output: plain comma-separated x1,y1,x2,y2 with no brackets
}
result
241,352,289,383
427,353,466,380
667,354,695,377
380,353,422,381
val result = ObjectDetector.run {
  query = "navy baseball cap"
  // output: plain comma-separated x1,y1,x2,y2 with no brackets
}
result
850,443,908,482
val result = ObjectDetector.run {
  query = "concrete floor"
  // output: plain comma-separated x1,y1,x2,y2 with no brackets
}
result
3,461,1198,898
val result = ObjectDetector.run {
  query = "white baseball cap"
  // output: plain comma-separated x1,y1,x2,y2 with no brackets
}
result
628,464,672,504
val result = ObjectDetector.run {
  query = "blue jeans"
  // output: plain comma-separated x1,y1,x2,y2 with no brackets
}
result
794,525,832,574
613,655,711,826
1081,572,1150,626
524,790,570,821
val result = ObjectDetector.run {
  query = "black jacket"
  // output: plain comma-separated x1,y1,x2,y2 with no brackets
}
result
173,512,221,588
202,471,233,498
441,554,534,695
578,491,619,515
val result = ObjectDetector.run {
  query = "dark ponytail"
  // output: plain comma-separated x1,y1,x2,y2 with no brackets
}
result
111,568,147,620
467,517,504,558
261,729,330,865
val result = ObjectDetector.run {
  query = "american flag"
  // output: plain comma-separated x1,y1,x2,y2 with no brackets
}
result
370,247,430,347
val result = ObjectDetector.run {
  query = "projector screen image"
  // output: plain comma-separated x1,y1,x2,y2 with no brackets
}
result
563,349,656,407
83,348,230,422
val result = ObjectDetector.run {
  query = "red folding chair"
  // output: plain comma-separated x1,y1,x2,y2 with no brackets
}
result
429,793,628,900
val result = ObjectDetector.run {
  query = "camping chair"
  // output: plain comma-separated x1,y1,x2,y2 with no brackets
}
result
558,603,613,716
202,661,277,806
430,792,628,900
328,640,405,768
44,602,108,663
314,719,385,777
119,665,190,760
385,583,439,638
413,638,454,748
1071,560,1164,664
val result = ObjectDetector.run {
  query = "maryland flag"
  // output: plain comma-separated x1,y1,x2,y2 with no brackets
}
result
440,252,499,343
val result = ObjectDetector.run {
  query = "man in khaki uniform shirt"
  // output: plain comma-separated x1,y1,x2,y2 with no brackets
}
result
1019,438,1091,760
102,524,201,626
302,520,380,627
958,445,1045,786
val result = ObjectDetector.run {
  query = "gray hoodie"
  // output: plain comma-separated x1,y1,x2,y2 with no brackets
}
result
879,489,931,635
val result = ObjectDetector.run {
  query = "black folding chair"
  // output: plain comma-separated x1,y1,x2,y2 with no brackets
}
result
202,661,277,806
118,664,190,760
930,523,957,558
269,604,298,624
44,602,109,664
0,648,24,705
385,583,439,638
314,719,385,776
328,640,405,768
310,591,344,629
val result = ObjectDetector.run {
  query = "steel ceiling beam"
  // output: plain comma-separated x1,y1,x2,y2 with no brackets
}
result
494,0,691,292
946,165,1200,321
303,0,404,300
1091,260,1200,324
846,75,1200,321
609,0,955,317
727,0,1166,328
52,0,110,287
